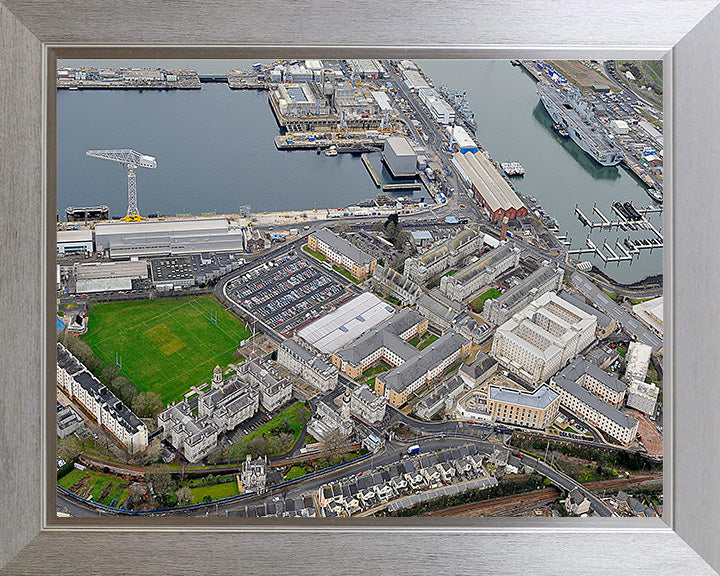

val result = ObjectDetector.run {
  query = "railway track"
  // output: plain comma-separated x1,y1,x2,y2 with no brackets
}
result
424,474,662,517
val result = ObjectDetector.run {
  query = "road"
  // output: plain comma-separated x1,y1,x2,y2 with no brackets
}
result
571,271,663,351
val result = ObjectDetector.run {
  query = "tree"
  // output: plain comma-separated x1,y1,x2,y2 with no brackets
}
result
147,467,175,505
176,486,193,506
132,391,163,418
323,429,350,462
111,376,139,406
101,365,121,385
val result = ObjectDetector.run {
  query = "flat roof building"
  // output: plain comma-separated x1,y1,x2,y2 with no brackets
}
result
150,256,195,289
57,229,94,255
297,292,396,354
625,341,653,385
75,260,149,293
94,217,246,259
382,136,417,178
632,296,663,337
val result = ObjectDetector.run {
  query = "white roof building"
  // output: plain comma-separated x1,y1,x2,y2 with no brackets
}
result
297,292,396,354
632,296,663,336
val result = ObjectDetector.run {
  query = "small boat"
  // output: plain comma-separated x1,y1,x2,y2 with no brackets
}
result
324,145,338,157
646,188,663,202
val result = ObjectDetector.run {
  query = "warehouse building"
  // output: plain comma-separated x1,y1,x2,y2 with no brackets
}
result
297,292,395,354
307,228,376,280
452,151,527,220
57,229,94,255
482,264,564,325
491,292,597,385
549,373,639,445
94,217,246,259
376,331,471,407
486,385,560,430
75,259,149,293
382,136,417,177
439,242,520,302
57,343,148,455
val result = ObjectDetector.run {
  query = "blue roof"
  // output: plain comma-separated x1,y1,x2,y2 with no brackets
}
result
57,317,66,334
445,216,459,224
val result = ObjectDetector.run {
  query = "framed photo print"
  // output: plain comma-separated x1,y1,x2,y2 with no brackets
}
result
1,1,720,575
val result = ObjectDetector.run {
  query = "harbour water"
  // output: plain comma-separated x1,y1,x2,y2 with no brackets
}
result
58,59,661,283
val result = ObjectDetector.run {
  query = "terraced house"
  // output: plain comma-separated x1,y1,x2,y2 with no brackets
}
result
56,343,148,455
307,228,376,280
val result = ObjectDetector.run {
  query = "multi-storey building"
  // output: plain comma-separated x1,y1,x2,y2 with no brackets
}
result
439,242,520,302
241,455,268,494
56,343,148,455
403,226,485,285
307,228,376,280
549,373,639,445
350,384,387,424
413,375,465,420
332,309,427,378
482,264,564,325
624,341,653,385
277,338,339,392
417,288,465,329
490,292,597,385
158,366,259,462
371,264,422,306
158,401,219,463
626,381,659,415
241,360,293,413
376,331,471,407
556,358,628,407
486,385,560,429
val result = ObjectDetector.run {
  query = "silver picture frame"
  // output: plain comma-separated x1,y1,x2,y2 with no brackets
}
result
1,1,719,574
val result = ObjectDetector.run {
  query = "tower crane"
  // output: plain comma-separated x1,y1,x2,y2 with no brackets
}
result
86,149,157,221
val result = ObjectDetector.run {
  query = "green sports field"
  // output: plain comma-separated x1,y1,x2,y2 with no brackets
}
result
82,297,252,404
